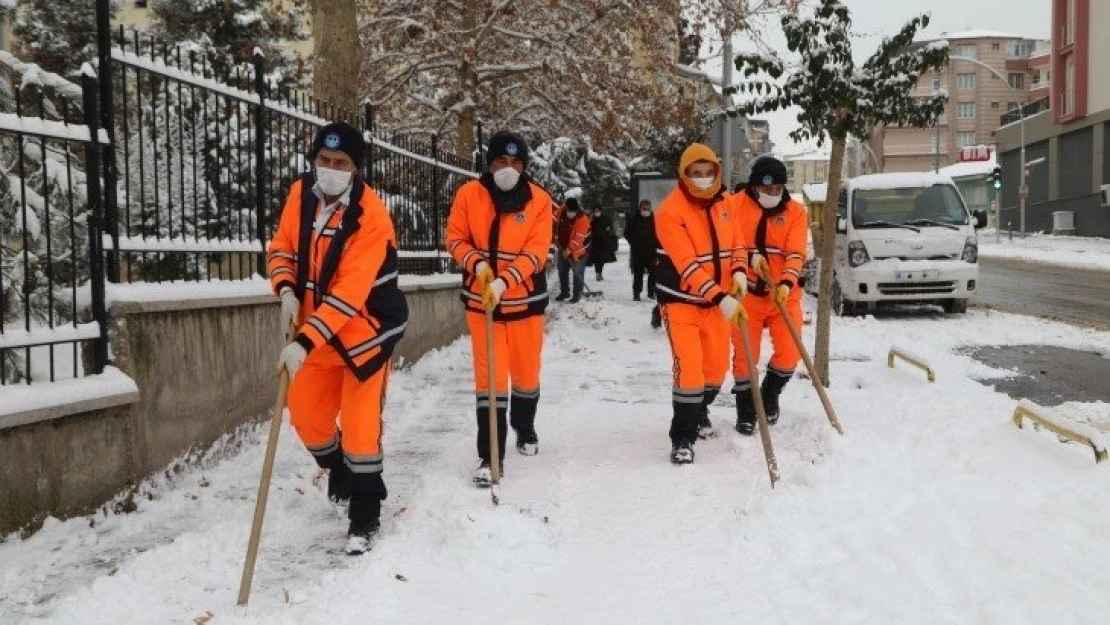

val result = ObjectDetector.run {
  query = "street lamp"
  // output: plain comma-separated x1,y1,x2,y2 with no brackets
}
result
949,54,1028,238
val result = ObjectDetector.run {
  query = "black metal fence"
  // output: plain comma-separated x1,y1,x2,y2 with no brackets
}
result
0,25,480,386
0,67,109,386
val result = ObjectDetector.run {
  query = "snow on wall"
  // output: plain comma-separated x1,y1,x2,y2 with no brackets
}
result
0,322,101,351
0,366,137,419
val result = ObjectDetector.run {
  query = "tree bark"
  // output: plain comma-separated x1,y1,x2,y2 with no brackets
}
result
455,0,479,161
311,0,360,115
813,136,846,386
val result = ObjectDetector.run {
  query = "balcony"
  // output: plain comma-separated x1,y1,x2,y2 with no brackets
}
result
1000,97,1050,126
883,143,949,157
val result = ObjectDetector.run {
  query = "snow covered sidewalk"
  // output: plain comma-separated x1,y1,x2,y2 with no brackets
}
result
2,259,1110,624
980,231,1110,271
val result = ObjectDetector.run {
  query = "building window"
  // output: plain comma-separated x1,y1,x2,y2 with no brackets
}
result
991,101,1000,108
931,77,942,92
956,44,977,60
1065,0,1076,45
1008,73,1025,90
957,132,977,148
1006,40,1035,59
956,73,976,90
992,42,1001,51
1064,57,1076,114
957,102,976,119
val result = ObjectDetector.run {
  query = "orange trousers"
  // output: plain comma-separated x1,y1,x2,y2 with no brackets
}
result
287,343,389,496
731,294,803,381
661,303,730,402
466,312,544,401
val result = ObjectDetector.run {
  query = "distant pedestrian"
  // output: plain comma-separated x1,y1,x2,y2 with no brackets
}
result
625,199,657,302
589,205,617,280
555,198,591,303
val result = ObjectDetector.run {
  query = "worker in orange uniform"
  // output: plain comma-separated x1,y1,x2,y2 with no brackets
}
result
655,143,748,464
269,122,408,555
729,156,808,435
555,198,591,303
446,131,554,486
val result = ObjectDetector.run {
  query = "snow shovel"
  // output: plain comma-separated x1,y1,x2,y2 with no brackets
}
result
736,315,780,488
485,304,501,505
238,321,297,606
756,266,844,435
567,255,602,299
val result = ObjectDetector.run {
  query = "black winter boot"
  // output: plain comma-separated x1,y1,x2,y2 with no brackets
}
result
697,387,720,439
346,495,381,555
734,382,757,436
761,368,794,426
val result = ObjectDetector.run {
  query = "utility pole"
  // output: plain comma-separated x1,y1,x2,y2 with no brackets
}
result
721,35,734,187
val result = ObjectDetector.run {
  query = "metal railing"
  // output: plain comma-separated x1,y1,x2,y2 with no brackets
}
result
1001,97,1050,127
0,65,109,385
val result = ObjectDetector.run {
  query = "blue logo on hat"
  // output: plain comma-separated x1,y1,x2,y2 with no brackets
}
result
325,133,341,150
761,175,774,186
505,142,519,156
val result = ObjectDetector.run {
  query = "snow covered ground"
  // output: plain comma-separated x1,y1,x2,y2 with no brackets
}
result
980,231,1110,271
3,255,1110,624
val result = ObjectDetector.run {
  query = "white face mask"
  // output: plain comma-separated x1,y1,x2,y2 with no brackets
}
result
566,211,578,218
758,191,782,209
593,211,602,217
493,166,521,192
690,176,716,190
316,166,352,197
640,209,651,217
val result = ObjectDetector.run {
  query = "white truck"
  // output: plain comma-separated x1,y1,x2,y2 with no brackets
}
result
820,172,987,316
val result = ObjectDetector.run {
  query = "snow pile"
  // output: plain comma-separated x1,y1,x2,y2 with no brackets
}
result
979,232,1110,271
2,254,1109,623
0,367,137,420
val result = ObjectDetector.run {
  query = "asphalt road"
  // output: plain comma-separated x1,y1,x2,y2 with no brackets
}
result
975,257,1110,331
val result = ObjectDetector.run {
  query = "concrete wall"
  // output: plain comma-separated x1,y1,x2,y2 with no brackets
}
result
0,282,465,536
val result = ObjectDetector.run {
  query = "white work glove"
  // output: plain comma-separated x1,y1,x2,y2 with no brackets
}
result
483,278,508,310
278,341,307,382
718,295,748,328
729,272,748,299
279,287,300,331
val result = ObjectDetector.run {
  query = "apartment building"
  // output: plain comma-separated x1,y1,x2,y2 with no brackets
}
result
996,0,1110,237
783,151,831,195
872,30,1048,173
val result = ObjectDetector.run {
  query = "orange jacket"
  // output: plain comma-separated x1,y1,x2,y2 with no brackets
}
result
268,175,408,381
556,211,591,260
446,175,554,321
731,191,808,297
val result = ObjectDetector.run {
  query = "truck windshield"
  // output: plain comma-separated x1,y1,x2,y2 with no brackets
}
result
852,184,969,229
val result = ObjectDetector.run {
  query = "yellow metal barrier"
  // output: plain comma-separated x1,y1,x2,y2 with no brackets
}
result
887,346,936,383
1012,401,1107,464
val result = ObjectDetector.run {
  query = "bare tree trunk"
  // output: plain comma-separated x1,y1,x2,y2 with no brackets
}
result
813,137,846,386
456,0,478,160
312,0,360,115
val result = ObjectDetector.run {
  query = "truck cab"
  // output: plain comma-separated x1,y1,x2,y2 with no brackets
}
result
831,173,987,315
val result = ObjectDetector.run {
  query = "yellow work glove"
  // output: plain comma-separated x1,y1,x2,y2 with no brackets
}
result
474,261,495,292
773,283,791,306
729,272,748,299
562,248,572,259
483,278,507,311
718,295,748,328
751,253,770,279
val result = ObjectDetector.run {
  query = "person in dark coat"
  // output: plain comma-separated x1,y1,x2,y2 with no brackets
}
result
624,199,658,302
588,205,617,280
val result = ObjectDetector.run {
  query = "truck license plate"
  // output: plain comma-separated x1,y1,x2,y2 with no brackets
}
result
895,270,939,280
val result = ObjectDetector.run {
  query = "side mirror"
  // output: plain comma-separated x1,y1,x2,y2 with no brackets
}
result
973,210,988,230
836,216,848,234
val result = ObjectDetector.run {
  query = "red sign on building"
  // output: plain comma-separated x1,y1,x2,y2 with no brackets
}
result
958,146,993,162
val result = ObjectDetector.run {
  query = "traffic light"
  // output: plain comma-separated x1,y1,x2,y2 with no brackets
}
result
990,166,1002,190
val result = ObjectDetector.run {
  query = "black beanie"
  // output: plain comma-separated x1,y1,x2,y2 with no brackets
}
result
486,131,530,169
311,122,366,169
564,198,581,213
747,156,788,186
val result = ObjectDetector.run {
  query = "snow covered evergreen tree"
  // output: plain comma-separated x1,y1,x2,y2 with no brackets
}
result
10,0,114,77
732,0,948,383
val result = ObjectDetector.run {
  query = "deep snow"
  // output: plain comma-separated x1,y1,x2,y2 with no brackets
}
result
2,255,1109,624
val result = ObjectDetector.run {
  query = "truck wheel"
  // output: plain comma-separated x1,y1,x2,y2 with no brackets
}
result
944,298,969,314
832,279,858,317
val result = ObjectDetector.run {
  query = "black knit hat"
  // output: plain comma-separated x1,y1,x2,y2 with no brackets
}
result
747,156,788,186
564,198,581,212
311,121,366,169
486,131,530,169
